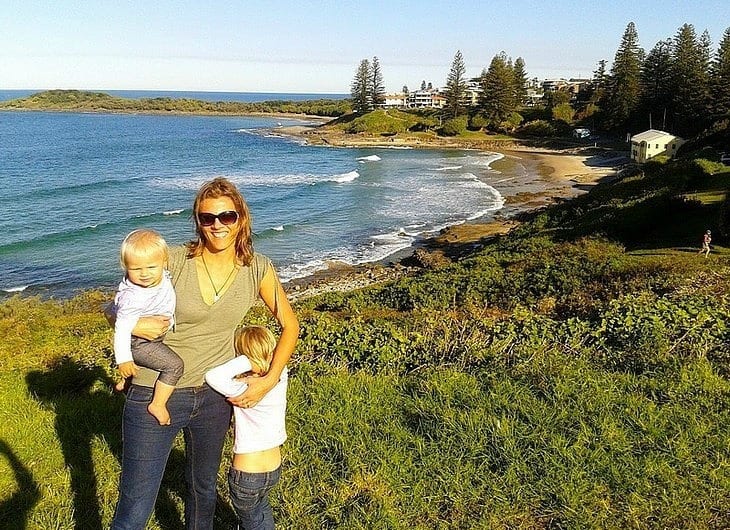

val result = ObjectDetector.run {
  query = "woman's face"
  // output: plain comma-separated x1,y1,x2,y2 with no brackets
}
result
198,196,240,253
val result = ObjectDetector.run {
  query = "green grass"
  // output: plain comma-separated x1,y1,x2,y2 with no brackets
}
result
1,156,730,528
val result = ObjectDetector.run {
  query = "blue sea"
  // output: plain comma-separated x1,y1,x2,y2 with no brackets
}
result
0,91,529,300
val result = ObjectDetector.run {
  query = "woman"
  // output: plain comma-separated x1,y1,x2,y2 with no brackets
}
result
111,177,299,530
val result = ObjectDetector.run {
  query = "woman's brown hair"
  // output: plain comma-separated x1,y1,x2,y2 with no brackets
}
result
186,177,254,265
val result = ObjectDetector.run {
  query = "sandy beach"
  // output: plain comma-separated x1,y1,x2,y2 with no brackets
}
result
280,125,630,301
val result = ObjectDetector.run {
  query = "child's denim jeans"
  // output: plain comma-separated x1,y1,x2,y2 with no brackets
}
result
228,465,281,530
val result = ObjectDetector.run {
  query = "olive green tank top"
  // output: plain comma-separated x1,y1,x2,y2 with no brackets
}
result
133,246,270,388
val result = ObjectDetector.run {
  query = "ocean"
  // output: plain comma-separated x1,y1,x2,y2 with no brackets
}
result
0,93,523,300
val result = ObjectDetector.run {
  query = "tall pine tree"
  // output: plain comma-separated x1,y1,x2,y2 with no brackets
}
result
604,22,644,131
443,50,468,118
477,52,517,129
513,57,528,107
640,39,673,130
351,59,372,113
370,56,386,108
671,24,711,135
710,27,730,118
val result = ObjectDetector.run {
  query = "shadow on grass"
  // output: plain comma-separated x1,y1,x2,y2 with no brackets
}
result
25,356,235,529
0,438,41,529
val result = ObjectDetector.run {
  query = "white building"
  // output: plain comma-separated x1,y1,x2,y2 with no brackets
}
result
630,129,685,163
383,93,408,108
408,89,445,109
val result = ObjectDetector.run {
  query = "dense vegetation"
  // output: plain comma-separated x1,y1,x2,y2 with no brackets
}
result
1,148,728,528
347,22,730,142
0,89,351,117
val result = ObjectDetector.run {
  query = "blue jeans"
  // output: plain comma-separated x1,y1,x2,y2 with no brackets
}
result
228,466,281,530
111,384,232,530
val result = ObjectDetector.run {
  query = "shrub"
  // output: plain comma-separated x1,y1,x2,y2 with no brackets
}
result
468,113,489,130
441,116,468,136
517,119,556,137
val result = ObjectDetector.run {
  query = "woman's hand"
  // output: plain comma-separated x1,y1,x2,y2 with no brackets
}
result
228,373,277,409
132,315,171,341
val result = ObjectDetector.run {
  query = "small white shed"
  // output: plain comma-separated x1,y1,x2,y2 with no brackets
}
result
630,129,684,163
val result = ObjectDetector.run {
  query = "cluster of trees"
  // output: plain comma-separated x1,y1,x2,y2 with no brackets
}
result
592,22,730,136
350,56,386,113
348,22,730,140
442,49,529,131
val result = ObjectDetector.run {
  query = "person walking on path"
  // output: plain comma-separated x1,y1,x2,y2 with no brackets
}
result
698,229,712,257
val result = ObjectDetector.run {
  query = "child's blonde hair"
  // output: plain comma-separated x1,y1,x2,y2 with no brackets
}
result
234,325,276,374
120,229,169,269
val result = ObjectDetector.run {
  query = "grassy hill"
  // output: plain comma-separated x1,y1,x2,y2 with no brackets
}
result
1,155,728,528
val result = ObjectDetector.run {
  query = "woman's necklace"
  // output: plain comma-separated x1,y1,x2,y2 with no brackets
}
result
201,255,237,302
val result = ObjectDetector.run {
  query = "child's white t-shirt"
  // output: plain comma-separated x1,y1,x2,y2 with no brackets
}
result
205,356,288,454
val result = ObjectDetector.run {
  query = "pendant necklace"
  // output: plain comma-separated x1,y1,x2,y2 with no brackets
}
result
201,255,237,302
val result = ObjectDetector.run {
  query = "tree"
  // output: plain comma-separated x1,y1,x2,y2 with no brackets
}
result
593,59,609,91
670,23,711,134
421,80,427,91
477,52,517,129
604,22,644,131
710,27,730,118
402,85,409,95
370,56,386,107
443,50,468,118
552,102,575,124
512,57,529,107
640,39,673,130
351,59,372,113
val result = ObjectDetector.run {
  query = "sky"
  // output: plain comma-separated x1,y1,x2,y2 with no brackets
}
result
1,0,728,94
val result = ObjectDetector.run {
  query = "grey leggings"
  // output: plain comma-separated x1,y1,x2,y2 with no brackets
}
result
130,336,184,386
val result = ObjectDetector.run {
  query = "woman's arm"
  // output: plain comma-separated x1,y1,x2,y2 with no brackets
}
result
104,303,170,341
229,265,299,407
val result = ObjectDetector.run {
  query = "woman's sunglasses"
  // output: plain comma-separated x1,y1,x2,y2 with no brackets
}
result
197,210,239,227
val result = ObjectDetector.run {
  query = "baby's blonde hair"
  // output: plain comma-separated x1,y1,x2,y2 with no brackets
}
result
234,325,276,374
120,229,169,269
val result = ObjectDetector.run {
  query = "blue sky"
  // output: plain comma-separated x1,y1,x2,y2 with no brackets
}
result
1,0,728,94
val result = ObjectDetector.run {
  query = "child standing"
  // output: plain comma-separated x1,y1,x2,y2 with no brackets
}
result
205,325,287,530
113,229,183,426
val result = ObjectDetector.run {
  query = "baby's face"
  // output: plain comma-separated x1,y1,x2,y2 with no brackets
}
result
125,253,165,288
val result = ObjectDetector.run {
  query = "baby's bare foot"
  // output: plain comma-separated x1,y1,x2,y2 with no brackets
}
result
148,403,171,426
115,379,129,393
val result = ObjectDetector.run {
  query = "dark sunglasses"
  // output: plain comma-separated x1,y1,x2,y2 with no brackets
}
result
197,210,239,227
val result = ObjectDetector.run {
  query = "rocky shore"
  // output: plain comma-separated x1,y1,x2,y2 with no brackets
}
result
279,123,631,302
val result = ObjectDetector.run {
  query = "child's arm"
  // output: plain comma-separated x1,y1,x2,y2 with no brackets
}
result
113,314,139,366
205,356,254,397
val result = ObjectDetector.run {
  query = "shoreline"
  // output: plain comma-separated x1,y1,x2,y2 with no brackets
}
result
281,126,630,302
0,116,629,304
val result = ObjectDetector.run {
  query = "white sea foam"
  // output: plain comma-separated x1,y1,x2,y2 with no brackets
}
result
330,170,359,183
163,209,184,216
433,165,463,171
3,285,29,293
357,155,381,162
461,152,505,168
273,225,285,231
153,171,360,189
